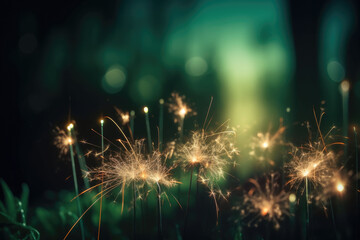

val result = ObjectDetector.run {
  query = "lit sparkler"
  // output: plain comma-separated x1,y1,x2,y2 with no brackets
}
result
235,174,289,230
177,126,239,218
114,107,130,125
168,93,196,137
54,126,73,156
249,125,286,166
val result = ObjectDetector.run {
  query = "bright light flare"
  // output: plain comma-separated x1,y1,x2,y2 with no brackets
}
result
336,183,344,192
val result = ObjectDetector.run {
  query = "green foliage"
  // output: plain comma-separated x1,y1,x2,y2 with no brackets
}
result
32,189,128,239
0,179,39,240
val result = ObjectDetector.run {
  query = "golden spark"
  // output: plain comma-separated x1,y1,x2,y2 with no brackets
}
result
235,174,289,230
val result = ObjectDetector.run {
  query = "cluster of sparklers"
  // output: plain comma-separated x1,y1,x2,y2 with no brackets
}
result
54,93,357,240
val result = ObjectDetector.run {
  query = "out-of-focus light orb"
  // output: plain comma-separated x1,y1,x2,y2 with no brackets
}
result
100,119,104,124
185,57,207,77
137,75,162,102
289,193,296,203
19,34,37,54
159,99,164,104
102,65,126,94
336,183,344,192
340,80,350,93
286,107,291,113
327,60,345,82
130,110,135,117
143,107,149,113
262,141,269,149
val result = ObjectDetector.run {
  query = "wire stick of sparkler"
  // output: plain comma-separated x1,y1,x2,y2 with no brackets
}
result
67,123,85,240
340,80,350,155
184,167,194,235
144,107,152,153
159,99,164,152
329,198,339,240
157,182,163,239
132,181,136,239
74,140,90,189
130,110,135,140
305,176,309,240
97,119,104,240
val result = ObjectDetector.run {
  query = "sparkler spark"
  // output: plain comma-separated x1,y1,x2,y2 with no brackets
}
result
114,107,130,125
285,110,345,206
285,141,336,197
176,126,239,202
168,92,196,125
54,126,73,156
248,125,286,165
235,174,290,230
87,138,178,213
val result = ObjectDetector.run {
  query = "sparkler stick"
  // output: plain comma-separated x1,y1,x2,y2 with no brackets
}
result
156,182,163,239
67,123,85,240
74,141,90,189
159,99,164,151
340,80,350,154
329,198,338,240
130,110,135,139
132,181,136,239
179,114,185,141
183,167,194,235
97,119,104,240
305,176,309,240
144,107,152,153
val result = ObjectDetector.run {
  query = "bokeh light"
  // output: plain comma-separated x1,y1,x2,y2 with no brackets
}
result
101,65,126,94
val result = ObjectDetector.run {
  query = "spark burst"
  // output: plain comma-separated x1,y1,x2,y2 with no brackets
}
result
53,126,73,156
114,107,130,125
168,92,196,126
176,127,239,200
249,125,286,166
285,141,336,196
235,174,290,230
87,138,178,212
285,109,345,208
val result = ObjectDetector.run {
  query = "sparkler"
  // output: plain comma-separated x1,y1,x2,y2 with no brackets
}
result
159,99,164,152
285,109,345,240
97,119,104,240
144,107,153,153
168,92,196,140
54,126,72,157
178,126,239,231
67,123,85,240
130,110,135,137
235,174,290,231
340,80,350,153
54,125,90,188
249,125,286,166
83,118,178,238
